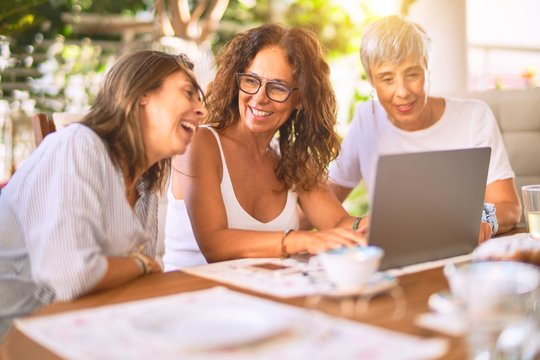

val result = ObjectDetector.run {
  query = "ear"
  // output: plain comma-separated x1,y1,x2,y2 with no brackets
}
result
139,93,149,106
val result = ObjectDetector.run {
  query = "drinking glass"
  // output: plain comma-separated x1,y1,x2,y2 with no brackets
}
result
444,261,540,360
522,185,540,240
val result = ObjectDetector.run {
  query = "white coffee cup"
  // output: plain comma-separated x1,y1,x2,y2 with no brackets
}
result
318,246,384,291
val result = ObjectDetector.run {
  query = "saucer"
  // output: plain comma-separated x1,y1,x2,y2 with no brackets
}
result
322,272,398,298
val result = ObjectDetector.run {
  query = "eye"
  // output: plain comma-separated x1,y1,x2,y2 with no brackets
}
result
268,83,289,95
185,89,195,98
382,77,393,84
243,76,259,86
406,72,419,79
183,85,198,100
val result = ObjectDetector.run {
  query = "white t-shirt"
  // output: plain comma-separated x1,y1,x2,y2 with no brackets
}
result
163,127,299,271
329,98,514,198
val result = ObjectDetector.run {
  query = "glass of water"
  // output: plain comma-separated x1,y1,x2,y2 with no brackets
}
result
522,185,540,240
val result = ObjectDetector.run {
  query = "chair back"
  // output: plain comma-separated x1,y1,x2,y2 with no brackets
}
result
31,113,56,146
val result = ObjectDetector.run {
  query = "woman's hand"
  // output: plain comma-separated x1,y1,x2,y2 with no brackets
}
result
478,221,493,243
355,216,369,237
285,227,366,255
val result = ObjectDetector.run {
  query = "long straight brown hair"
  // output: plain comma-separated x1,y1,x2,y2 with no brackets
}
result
81,51,203,193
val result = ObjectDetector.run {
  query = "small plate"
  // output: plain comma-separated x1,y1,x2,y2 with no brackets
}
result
323,272,398,298
131,304,289,350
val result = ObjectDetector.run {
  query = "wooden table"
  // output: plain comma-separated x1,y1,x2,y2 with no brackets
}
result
1,265,466,359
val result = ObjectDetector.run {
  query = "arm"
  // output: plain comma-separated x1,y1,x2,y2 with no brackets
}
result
89,256,162,294
329,181,354,203
297,185,367,244
485,178,521,235
26,129,161,300
178,129,363,263
298,181,354,230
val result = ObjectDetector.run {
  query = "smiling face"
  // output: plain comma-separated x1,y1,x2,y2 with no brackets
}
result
371,56,431,131
238,46,299,137
140,70,207,163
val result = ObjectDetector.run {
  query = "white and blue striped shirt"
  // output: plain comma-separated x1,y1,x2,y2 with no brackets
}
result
0,124,158,339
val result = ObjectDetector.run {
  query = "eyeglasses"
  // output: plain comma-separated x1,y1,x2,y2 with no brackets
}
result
236,73,298,103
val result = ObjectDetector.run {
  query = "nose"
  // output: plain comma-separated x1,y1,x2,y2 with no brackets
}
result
252,82,271,103
395,78,410,98
193,100,207,124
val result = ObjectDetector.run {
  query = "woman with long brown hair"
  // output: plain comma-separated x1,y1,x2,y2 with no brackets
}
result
0,50,206,339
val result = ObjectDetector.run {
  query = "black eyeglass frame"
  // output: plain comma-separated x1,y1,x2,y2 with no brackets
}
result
236,73,298,103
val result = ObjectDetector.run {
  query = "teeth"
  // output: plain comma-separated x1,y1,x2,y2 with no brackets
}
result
252,108,271,117
181,121,197,132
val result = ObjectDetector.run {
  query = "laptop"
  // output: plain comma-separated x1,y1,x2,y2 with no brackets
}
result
367,147,491,270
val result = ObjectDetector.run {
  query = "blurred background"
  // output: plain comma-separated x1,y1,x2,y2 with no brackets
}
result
1,0,539,215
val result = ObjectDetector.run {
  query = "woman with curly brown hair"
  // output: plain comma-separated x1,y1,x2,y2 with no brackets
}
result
164,24,365,270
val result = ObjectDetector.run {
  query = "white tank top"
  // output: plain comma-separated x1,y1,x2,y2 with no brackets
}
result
163,126,299,270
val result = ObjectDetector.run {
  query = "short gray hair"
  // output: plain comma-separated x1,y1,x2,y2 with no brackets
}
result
360,16,431,83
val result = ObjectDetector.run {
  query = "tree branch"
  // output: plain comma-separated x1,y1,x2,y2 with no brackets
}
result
169,0,188,37
154,0,174,37
190,0,207,25
198,0,229,44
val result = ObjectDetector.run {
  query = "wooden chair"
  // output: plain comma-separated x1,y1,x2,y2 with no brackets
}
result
31,113,56,146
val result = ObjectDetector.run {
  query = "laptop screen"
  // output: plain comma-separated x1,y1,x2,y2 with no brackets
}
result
367,147,491,270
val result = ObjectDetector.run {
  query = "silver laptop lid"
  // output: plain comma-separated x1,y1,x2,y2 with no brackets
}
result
368,147,491,270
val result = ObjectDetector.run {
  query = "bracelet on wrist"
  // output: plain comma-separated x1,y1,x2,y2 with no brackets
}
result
280,229,294,259
482,203,498,235
352,217,362,231
130,252,152,276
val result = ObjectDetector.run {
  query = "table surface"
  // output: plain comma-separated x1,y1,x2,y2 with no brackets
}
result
1,263,467,360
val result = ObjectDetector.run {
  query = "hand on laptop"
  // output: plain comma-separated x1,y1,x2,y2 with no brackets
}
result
355,216,369,238
303,228,367,254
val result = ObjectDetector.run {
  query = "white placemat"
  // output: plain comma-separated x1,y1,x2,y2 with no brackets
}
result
183,258,326,298
16,287,448,360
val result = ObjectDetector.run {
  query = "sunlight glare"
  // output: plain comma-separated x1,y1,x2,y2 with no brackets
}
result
367,0,401,16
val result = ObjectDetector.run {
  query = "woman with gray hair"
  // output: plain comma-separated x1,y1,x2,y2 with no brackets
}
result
329,15,520,242
0,50,207,340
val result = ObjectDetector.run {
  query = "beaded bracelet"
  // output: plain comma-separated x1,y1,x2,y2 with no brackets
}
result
280,229,294,259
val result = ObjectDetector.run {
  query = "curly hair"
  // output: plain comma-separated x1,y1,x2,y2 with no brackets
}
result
205,24,339,192
81,50,203,193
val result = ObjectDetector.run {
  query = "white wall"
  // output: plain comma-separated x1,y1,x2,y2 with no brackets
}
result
408,0,468,95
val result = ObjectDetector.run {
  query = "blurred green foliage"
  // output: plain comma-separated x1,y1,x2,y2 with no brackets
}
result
1,0,147,50
286,0,362,58
2,0,372,213
3,0,377,59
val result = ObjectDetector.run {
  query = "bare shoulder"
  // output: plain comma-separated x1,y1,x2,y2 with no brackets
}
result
191,126,220,153
175,127,222,176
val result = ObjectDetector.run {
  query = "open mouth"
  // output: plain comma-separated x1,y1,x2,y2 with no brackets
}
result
180,120,198,133
395,103,414,113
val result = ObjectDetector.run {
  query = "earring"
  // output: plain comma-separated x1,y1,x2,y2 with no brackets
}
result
294,109,302,122
370,89,375,114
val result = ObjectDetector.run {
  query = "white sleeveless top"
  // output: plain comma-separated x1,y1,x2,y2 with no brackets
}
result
163,126,299,270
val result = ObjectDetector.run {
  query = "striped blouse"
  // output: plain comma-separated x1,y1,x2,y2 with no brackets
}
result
0,124,158,339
